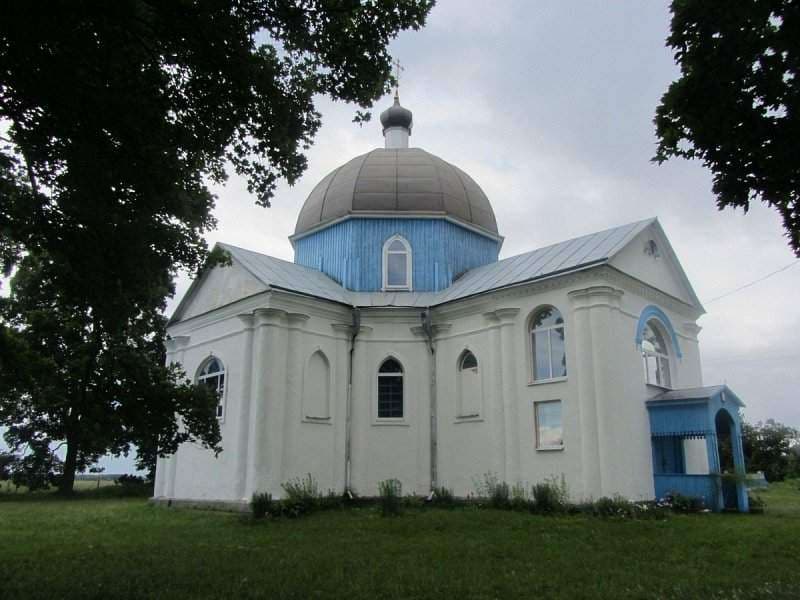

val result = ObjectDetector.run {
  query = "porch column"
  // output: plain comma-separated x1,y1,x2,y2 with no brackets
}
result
705,433,724,511
732,421,750,512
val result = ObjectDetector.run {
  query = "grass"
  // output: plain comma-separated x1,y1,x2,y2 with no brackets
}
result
1,481,799,599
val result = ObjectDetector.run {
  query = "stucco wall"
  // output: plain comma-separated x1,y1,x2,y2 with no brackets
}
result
156,261,704,505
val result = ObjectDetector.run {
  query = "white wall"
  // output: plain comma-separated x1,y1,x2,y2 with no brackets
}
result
156,259,705,505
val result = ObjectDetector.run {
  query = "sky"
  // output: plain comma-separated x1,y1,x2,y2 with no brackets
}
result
9,1,800,474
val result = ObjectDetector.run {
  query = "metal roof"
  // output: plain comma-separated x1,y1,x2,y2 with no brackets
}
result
218,243,351,305
214,218,658,311
293,148,499,237
647,385,744,407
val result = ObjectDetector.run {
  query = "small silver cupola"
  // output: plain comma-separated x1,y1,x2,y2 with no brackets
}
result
380,92,413,149
380,59,412,149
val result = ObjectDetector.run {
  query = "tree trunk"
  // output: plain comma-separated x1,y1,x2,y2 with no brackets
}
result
58,436,79,495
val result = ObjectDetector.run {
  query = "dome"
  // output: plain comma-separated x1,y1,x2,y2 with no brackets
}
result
380,94,413,132
293,148,499,237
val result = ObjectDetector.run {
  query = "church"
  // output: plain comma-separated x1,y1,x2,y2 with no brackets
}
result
153,93,749,512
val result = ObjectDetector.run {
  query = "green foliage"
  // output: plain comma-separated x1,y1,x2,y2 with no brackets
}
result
473,472,511,509
429,486,456,508
378,478,402,517
663,492,707,514
0,1,433,493
591,495,636,518
531,476,569,515
742,419,800,482
281,473,321,515
654,1,800,255
509,483,529,511
8,441,62,492
251,492,273,520
748,493,766,514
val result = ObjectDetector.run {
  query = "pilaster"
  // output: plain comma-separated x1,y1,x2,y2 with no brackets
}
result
160,335,190,499
245,308,288,497
280,313,310,482
234,314,255,500
568,285,624,499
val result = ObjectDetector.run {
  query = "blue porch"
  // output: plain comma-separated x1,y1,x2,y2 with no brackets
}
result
647,385,749,512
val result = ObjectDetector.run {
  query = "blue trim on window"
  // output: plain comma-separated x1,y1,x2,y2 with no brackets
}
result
635,305,682,359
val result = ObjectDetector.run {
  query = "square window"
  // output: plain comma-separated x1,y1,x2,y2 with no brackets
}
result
535,400,563,449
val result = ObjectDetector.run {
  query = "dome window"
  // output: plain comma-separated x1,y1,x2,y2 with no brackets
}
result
383,235,412,291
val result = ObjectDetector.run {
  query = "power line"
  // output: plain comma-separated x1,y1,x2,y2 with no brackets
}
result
705,260,800,304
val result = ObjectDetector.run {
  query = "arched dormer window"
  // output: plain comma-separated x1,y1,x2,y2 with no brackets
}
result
642,319,671,388
530,306,566,381
378,358,404,418
197,357,226,419
383,235,412,291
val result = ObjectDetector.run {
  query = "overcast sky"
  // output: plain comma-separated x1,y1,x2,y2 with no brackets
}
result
73,1,800,472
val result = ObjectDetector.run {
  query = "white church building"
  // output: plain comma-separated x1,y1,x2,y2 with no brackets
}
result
154,95,749,512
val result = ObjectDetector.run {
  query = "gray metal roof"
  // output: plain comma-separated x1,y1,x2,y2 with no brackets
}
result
218,243,351,305
648,385,744,407
214,219,657,311
293,148,499,237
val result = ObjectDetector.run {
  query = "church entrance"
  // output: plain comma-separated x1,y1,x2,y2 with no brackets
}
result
646,386,749,512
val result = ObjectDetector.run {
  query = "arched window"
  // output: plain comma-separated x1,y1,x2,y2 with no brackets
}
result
303,350,331,420
457,350,481,417
197,357,226,419
383,235,412,291
642,320,671,388
530,306,566,381
378,358,404,418
459,350,478,372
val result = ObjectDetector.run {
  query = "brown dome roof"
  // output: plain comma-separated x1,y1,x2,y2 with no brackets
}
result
294,148,498,237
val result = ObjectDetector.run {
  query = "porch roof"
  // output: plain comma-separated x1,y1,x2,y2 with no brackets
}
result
646,385,744,438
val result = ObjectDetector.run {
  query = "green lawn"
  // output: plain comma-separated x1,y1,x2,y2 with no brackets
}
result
1,482,799,599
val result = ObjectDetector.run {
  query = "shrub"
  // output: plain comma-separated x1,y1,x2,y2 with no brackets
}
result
115,474,146,487
592,495,635,518
661,492,706,514
378,478,402,517
281,473,321,515
510,483,529,511
429,486,455,508
532,484,563,514
251,492,273,519
748,493,766,514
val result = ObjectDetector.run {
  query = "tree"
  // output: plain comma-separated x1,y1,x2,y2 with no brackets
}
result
741,419,799,481
654,1,800,256
0,1,434,493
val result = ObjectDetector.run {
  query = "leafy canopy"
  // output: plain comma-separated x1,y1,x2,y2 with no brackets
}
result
0,1,433,491
654,0,800,255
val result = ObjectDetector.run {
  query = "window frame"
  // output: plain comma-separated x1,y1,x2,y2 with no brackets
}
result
197,356,227,421
376,357,405,422
534,399,564,451
529,306,567,384
455,349,482,421
641,319,672,389
382,235,413,291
